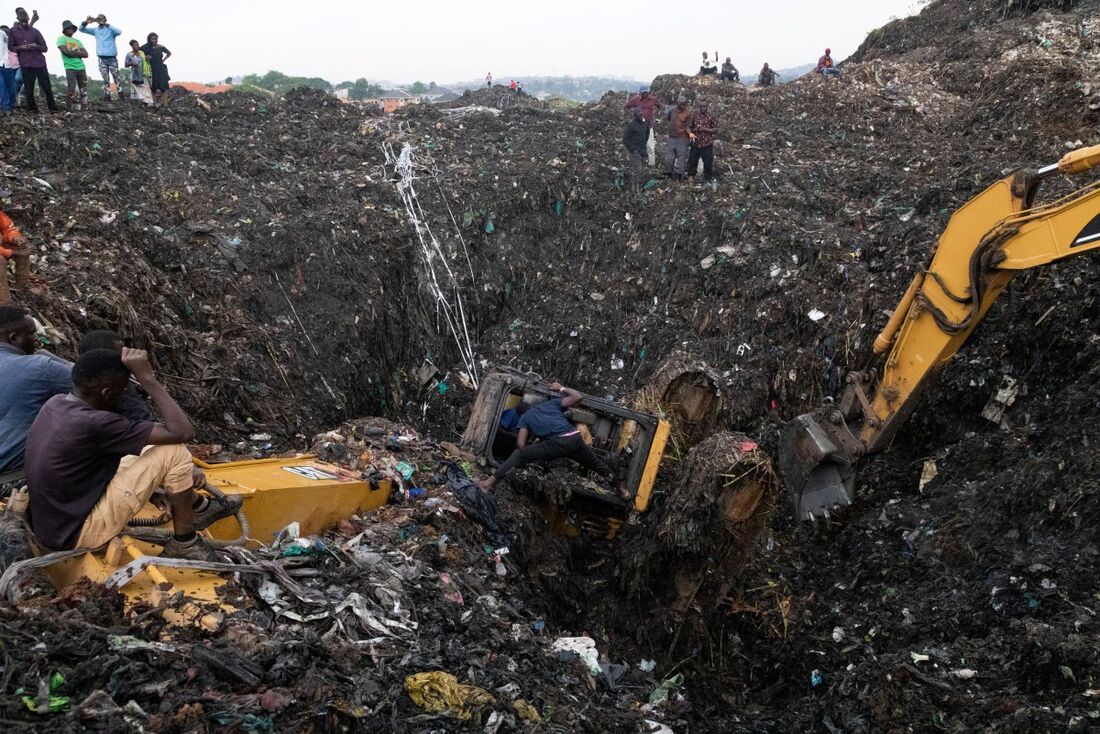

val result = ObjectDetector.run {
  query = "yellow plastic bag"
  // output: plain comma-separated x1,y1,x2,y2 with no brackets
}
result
513,698,541,722
404,672,494,721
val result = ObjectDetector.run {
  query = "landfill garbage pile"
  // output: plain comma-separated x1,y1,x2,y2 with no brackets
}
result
0,0,1099,729
0,88,436,449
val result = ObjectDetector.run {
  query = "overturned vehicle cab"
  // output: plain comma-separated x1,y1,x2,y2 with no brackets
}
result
460,370,670,538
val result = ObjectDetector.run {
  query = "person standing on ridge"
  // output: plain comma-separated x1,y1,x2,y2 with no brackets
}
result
140,32,171,107
79,14,123,100
623,108,649,192
2,9,35,110
687,101,718,184
0,23,13,112
2,24,22,111
664,95,693,180
10,7,56,112
57,20,89,110
624,86,661,167
124,39,152,105
485,72,492,88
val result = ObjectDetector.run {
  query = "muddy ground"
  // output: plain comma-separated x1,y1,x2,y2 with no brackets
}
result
0,0,1098,730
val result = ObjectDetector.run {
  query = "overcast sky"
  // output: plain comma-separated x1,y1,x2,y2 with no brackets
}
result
20,0,923,86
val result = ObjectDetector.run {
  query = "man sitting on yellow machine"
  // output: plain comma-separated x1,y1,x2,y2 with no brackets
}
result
25,347,240,559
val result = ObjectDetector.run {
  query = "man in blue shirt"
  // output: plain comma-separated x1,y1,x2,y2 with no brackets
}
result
79,14,122,100
0,305,72,478
478,382,616,493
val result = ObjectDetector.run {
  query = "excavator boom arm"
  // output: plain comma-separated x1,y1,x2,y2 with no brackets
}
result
865,170,1100,451
780,144,1100,520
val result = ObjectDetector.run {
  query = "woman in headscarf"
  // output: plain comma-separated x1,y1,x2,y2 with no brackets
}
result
124,39,152,106
139,32,171,107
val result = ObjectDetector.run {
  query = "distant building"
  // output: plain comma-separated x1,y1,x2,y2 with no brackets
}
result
333,88,350,102
365,90,421,114
172,81,234,94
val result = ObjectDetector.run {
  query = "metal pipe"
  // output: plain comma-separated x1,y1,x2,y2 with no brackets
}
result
873,273,923,354
1036,163,1060,179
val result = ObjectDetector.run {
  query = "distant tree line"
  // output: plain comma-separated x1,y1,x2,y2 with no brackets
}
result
236,71,436,99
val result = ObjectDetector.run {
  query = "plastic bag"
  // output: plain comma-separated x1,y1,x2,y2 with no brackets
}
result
405,671,494,721
445,463,508,547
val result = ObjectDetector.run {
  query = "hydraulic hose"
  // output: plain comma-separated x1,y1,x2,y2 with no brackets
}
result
124,482,250,548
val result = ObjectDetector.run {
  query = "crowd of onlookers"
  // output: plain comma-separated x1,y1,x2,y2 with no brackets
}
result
696,47,841,85
1,6,173,112
620,47,842,190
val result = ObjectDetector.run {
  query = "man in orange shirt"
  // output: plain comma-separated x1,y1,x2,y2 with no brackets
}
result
0,210,31,305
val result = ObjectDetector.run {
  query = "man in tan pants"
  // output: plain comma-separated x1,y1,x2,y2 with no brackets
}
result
25,346,240,558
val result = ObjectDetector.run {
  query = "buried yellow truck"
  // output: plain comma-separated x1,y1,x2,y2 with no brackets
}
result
3,456,391,627
460,369,777,543
460,371,671,538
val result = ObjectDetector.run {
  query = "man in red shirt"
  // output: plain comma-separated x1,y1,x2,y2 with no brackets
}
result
687,102,718,183
0,210,31,304
816,48,841,80
624,86,661,166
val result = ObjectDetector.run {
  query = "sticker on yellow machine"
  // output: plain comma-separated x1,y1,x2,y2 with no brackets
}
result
282,465,345,481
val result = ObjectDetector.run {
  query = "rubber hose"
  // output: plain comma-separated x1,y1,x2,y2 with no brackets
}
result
124,482,250,548
127,513,170,527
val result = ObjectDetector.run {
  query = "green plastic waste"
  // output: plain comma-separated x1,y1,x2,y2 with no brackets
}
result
642,179,661,191
396,461,416,480
484,218,495,234
19,671,70,714
554,200,564,216
211,712,273,732
242,714,274,733
648,673,684,705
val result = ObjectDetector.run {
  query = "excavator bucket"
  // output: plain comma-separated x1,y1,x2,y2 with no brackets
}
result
778,413,857,521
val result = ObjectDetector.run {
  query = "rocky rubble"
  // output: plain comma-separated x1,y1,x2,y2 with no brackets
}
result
0,0,1098,730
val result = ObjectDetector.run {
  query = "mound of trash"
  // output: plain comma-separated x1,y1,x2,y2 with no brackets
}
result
0,0,1099,729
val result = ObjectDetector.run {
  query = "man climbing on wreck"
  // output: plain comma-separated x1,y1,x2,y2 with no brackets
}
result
478,383,623,498
25,346,241,559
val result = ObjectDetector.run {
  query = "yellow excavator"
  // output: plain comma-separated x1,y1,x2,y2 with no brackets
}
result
780,143,1100,519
